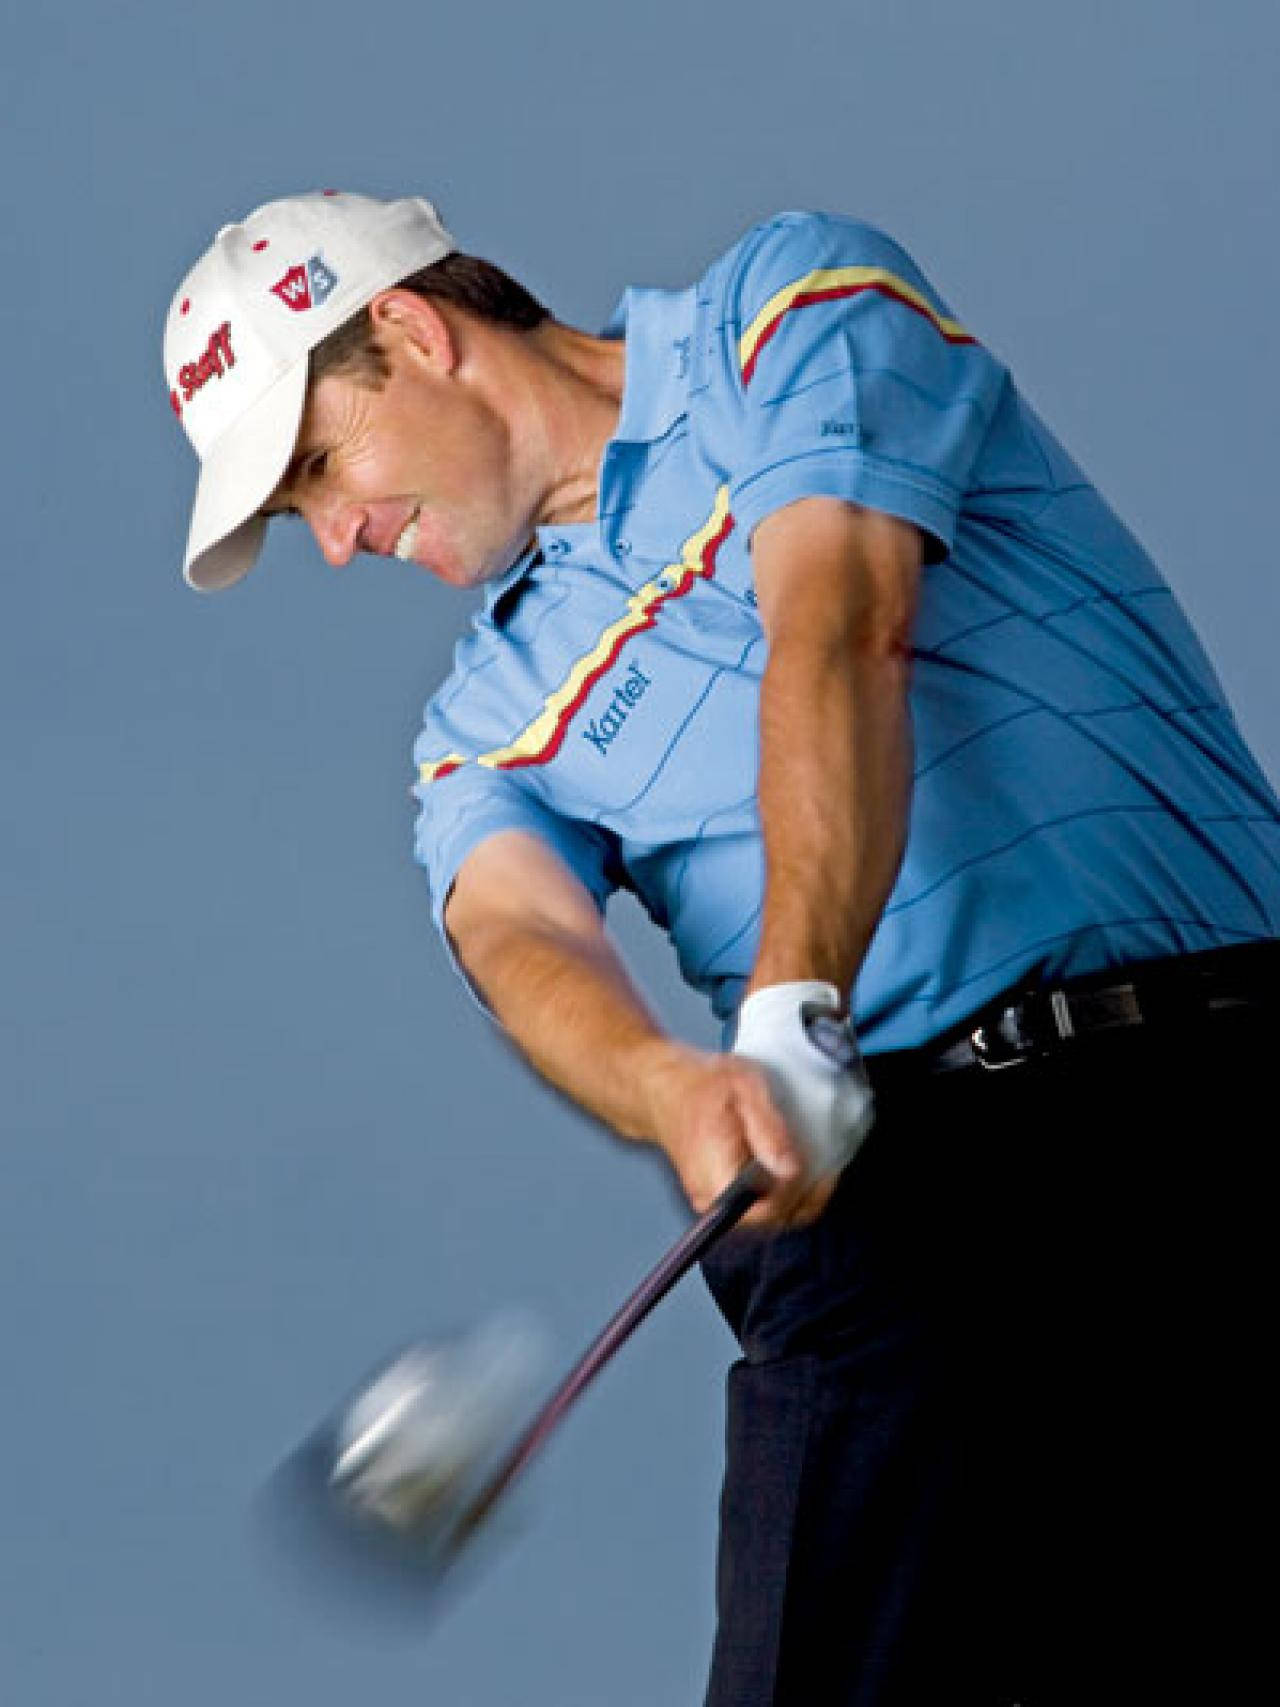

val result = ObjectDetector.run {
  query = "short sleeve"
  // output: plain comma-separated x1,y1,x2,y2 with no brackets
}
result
412,760,618,942
713,212,1010,563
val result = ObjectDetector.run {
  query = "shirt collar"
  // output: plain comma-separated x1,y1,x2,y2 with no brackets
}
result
602,284,697,446
481,283,696,617
481,537,542,616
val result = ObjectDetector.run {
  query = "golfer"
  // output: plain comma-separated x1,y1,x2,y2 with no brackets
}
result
166,189,1280,1702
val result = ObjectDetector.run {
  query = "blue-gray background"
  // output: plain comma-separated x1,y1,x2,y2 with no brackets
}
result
2,2,1276,1700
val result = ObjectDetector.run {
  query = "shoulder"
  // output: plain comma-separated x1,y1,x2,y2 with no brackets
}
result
690,210,966,409
702,210,937,324
412,606,510,770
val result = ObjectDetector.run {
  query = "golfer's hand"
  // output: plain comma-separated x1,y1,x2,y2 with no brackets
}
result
645,1046,820,1228
645,984,873,1229
733,980,875,1176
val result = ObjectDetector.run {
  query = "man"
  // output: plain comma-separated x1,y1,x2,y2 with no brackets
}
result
166,190,1280,1702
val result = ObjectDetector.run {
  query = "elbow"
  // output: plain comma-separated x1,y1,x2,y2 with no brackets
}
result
849,604,915,669
767,611,916,686
442,886,491,992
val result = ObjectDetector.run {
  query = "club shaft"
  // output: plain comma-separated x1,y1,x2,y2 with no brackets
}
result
449,1161,767,1548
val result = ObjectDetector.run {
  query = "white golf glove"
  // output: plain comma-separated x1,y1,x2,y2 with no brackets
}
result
732,980,875,1180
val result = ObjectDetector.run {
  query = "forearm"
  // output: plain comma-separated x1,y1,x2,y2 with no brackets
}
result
747,500,921,1002
446,810,861,1226
453,906,685,1144
750,631,913,996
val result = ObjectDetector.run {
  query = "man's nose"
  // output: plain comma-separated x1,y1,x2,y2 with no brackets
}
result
306,497,365,568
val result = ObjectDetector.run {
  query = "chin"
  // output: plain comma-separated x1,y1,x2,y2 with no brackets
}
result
424,526,533,590
473,539,534,588
423,559,492,592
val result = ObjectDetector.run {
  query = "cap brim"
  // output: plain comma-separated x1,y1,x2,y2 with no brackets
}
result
183,361,309,592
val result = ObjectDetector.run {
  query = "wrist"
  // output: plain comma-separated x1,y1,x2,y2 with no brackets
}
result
746,944,859,1002
735,980,846,1043
624,1035,704,1147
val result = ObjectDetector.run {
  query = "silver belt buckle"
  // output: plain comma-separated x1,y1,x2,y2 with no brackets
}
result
971,982,1140,1069
968,984,1086,1069
969,1007,1041,1070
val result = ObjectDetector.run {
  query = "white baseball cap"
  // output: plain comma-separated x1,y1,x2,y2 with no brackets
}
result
164,190,455,591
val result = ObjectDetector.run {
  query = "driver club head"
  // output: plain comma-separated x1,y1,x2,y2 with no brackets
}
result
255,1158,768,1629
255,1310,551,1626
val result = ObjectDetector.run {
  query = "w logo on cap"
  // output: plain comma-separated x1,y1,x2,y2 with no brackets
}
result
271,254,340,313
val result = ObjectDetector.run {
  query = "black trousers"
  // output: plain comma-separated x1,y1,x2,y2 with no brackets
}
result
700,987,1274,1705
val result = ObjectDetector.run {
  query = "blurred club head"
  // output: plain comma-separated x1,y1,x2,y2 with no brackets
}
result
255,1309,550,1627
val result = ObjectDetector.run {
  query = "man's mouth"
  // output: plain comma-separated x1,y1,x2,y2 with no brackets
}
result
393,509,421,561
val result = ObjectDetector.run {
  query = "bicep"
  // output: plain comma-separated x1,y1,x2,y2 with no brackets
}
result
445,829,611,958
750,497,924,656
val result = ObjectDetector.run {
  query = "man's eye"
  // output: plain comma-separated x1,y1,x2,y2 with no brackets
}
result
305,452,329,480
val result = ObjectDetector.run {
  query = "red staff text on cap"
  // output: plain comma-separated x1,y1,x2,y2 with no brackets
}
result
170,322,236,418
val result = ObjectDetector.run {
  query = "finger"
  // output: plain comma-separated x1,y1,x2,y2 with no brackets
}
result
672,1110,755,1216
731,1070,814,1228
745,1146,844,1230
720,1108,787,1229
735,1064,805,1183
776,1170,840,1228
738,1159,821,1230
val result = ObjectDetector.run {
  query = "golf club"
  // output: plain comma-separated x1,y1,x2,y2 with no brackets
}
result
259,1011,859,1620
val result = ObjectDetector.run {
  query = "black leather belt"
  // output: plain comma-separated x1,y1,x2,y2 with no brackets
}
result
870,939,1278,1080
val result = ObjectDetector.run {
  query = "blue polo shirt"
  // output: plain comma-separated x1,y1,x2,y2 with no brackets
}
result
411,211,1280,1052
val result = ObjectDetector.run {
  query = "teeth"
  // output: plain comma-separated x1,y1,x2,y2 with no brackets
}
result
393,510,420,561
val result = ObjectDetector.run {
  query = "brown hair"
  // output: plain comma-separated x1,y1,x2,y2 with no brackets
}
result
309,253,550,387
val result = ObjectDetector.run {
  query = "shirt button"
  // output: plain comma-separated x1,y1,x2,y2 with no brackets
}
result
546,538,568,557
616,538,632,555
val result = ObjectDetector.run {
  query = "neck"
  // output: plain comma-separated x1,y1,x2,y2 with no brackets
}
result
500,319,627,529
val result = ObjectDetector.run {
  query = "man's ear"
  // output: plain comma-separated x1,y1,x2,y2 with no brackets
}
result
367,287,457,375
